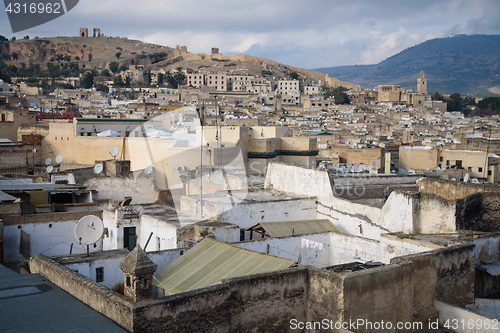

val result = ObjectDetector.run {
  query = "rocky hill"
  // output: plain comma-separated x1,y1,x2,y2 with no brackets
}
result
313,34,500,96
0,36,358,90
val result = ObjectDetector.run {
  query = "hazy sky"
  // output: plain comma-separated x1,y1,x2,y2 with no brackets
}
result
1,0,499,68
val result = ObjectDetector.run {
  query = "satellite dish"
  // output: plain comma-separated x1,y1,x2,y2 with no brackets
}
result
55,155,63,164
426,167,430,171
352,165,358,171
145,166,153,175
436,167,440,171
451,178,456,181
75,215,104,245
45,158,51,166
471,178,480,184
46,166,53,174
346,163,352,168
109,146,119,158
463,173,470,182
94,163,103,174
441,167,446,171
372,161,378,167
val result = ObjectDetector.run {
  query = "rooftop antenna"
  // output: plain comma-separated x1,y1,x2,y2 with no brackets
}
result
94,163,103,175
75,215,104,257
109,146,119,160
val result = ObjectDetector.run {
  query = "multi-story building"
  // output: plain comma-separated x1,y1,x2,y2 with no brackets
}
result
278,80,299,96
187,73,205,89
206,73,227,91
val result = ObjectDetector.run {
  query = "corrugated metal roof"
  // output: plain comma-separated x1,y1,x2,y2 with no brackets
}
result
248,219,342,237
153,238,295,294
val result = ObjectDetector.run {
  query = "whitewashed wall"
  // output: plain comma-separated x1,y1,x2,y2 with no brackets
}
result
139,215,177,251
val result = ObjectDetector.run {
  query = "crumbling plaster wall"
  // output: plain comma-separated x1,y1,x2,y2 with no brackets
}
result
417,177,500,201
84,175,159,204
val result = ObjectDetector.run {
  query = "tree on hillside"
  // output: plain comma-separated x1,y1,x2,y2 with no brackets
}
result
11,52,18,60
289,72,299,80
431,92,446,102
81,71,94,89
477,97,500,112
100,69,111,77
157,73,164,85
332,86,350,104
10,37,16,41
113,75,124,87
88,53,92,62
115,52,121,60
0,35,8,43
23,35,29,40
108,61,119,74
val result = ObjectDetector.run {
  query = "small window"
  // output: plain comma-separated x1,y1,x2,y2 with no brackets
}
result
96,267,104,282
439,157,443,162
126,276,131,286
478,167,483,172
488,170,492,176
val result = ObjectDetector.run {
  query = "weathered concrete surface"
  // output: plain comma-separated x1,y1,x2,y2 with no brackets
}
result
417,177,500,201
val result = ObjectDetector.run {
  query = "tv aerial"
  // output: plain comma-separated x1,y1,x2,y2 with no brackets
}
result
75,215,104,256
45,158,51,166
94,163,103,174
109,146,119,160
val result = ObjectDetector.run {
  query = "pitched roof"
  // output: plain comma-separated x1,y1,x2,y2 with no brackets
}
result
153,238,295,294
119,245,157,275
247,219,342,237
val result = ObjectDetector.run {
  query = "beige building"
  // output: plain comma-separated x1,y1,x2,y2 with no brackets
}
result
377,85,402,102
278,80,299,96
187,73,205,89
206,74,227,91
399,146,499,181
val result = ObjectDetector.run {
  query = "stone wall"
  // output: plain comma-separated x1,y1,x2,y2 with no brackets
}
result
455,192,500,232
417,177,500,201
391,243,475,309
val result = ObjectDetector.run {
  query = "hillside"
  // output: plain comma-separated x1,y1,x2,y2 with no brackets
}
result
313,34,500,96
0,36,358,90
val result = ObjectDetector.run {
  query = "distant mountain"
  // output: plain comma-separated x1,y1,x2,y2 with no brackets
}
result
313,34,500,96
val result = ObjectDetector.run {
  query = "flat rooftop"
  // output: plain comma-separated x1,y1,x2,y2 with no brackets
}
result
0,264,126,332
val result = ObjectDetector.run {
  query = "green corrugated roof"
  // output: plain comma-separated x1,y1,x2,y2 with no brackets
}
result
248,219,342,237
153,238,295,294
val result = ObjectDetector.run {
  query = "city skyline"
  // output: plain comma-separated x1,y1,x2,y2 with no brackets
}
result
1,0,499,69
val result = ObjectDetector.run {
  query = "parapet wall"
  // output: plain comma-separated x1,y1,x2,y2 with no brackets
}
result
417,177,500,201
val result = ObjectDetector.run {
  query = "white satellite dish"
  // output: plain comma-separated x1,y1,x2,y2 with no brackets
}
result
441,167,446,171
346,163,352,168
463,173,470,182
145,166,153,175
75,215,104,245
372,161,378,168
109,146,119,158
426,167,430,171
451,178,456,181
352,165,358,171
94,163,103,174
32,148,36,153
55,155,63,164
46,166,53,174
436,167,440,171
45,158,51,166
471,178,480,184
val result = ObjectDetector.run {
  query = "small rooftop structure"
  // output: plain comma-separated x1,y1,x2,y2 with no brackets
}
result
153,238,296,294
246,219,342,239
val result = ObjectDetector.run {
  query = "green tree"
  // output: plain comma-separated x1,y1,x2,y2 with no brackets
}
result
81,71,94,88
113,75,124,87
108,61,119,74
125,76,131,88
115,52,121,60
431,91,446,102
88,53,92,62
157,73,164,85
0,35,8,43
119,65,128,72
75,56,80,61
100,69,111,77
289,72,299,80
64,55,71,62
23,35,29,40
261,69,272,77
447,93,462,111
331,86,350,104
10,37,16,41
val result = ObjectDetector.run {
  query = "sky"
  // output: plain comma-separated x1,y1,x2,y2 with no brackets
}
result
1,0,499,69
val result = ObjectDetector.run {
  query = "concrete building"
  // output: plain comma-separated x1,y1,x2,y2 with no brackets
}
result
278,80,300,96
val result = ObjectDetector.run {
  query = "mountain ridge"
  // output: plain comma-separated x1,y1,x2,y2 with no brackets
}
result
313,34,500,96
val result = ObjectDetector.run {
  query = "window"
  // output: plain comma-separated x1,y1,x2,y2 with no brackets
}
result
488,170,492,176
96,267,104,282
478,167,483,172
439,157,443,162
126,276,131,286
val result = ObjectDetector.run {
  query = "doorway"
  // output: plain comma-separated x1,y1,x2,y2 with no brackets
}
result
124,227,136,250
